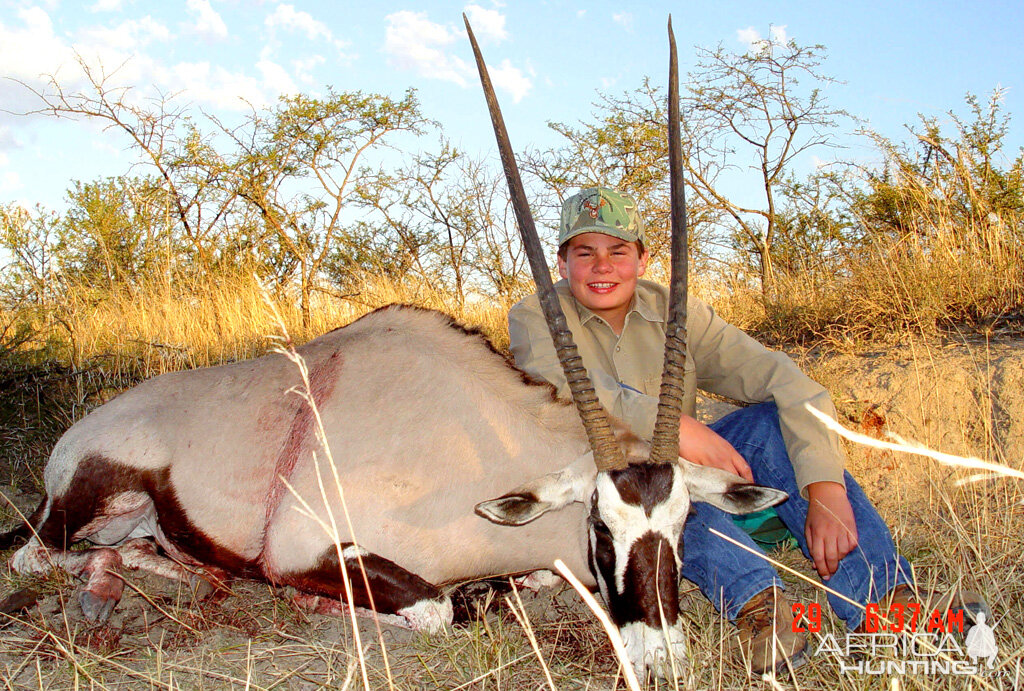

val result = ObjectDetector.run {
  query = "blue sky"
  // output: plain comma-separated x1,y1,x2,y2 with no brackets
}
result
1,0,1023,212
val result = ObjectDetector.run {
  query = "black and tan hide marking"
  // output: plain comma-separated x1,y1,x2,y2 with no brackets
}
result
610,462,674,514
32,455,258,577
588,463,683,629
280,544,442,615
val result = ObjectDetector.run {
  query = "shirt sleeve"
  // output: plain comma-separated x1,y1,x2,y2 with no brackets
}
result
508,300,660,438
687,298,847,496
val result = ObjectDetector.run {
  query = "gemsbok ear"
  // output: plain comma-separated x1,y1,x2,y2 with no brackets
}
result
475,455,597,526
680,460,789,515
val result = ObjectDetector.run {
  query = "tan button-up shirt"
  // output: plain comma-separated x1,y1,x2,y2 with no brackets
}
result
508,279,845,496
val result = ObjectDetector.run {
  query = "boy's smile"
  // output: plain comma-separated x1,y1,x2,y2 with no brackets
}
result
558,232,649,334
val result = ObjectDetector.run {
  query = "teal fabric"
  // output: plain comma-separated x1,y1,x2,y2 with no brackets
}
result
731,506,797,551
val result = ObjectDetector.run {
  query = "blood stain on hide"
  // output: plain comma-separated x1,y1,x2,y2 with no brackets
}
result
262,351,344,532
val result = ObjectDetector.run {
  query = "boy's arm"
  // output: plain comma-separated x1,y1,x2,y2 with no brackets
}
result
687,298,846,498
687,298,858,577
805,481,858,579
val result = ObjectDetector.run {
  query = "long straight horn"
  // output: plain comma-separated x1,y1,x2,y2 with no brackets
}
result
649,16,690,465
464,15,626,471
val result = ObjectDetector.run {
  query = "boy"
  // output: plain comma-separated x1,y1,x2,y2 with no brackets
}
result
508,187,985,672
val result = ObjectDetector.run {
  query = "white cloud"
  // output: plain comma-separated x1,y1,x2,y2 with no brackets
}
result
489,58,531,103
383,10,528,101
89,0,124,11
0,7,73,82
79,16,171,51
0,6,290,115
292,54,326,84
736,26,762,49
265,3,331,42
166,61,269,110
737,25,789,52
263,3,351,63
1,170,24,196
612,12,633,32
811,155,833,170
257,58,297,96
186,0,228,41
463,4,507,44
0,151,23,195
384,10,470,87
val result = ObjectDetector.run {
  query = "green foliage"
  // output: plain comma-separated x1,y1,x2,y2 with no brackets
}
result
57,177,172,290
0,204,62,306
227,87,428,323
854,90,1024,241
3,55,1021,348
539,35,852,288
353,139,529,306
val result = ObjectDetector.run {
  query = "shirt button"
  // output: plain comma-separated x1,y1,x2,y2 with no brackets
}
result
615,346,621,352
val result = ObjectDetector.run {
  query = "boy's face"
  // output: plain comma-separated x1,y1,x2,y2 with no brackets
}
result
558,232,649,329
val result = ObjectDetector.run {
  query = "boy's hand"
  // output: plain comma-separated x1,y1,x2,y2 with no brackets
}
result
677,416,754,482
805,481,858,580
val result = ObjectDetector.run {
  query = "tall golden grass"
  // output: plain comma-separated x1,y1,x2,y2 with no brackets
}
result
2,271,514,380
713,206,1024,346
2,187,1021,372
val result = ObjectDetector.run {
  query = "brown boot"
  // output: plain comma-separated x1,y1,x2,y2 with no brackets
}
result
857,584,991,635
735,587,808,673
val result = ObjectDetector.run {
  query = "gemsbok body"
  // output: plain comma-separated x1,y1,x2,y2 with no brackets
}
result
1,17,788,678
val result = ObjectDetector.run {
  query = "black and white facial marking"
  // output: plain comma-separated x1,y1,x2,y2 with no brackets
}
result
587,461,691,676
587,462,688,628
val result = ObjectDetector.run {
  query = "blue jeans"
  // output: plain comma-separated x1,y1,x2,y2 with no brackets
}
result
679,402,912,631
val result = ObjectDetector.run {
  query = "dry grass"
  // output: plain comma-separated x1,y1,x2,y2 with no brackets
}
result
1,261,1023,688
711,208,1024,348
4,271,512,379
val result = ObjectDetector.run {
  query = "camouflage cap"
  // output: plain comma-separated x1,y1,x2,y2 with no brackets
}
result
558,187,646,248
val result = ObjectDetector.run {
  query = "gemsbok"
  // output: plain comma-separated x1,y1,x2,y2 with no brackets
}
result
1,17,787,678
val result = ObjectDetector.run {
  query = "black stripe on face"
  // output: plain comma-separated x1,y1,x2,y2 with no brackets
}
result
618,531,680,627
588,516,681,627
609,463,675,516
588,506,616,605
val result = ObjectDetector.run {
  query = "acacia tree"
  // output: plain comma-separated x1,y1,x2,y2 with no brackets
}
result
227,89,426,325
854,90,1024,242
525,79,679,261
0,204,62,306
682,37,849,292
58,176,172,291
540,35,849,291
355,140,528,306
25,58,243,274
